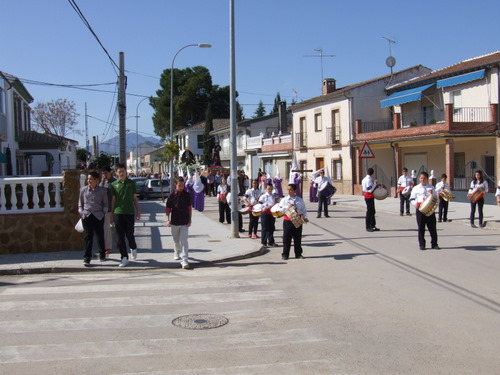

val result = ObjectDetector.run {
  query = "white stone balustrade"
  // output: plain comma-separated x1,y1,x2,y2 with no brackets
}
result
0,176,65,214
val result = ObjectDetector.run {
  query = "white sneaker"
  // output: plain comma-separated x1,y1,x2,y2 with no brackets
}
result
173,253,181,261
119,258,129,267
130,249,137,260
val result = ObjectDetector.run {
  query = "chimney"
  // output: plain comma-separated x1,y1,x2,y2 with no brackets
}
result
323,78,336,95
278,101,287,133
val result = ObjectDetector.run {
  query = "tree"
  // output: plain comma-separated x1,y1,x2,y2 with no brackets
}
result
269,92,285,115
253,100,266,118
151,65,238,140
32,99,81,140
88,153,113,170
76,148,90,164
152,66,212,140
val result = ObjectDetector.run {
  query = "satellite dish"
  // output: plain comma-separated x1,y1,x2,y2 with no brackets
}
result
386,56,396,68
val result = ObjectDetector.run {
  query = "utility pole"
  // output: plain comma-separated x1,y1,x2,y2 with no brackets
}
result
229,0,239,238
118,52,127,164
85,102,89,168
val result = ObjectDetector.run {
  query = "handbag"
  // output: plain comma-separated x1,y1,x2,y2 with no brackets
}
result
74,218,84,233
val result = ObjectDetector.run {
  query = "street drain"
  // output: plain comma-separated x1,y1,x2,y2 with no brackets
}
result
172,314,229,330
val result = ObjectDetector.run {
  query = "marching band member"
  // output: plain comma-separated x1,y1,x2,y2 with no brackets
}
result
410,171,440,250
435,173,452,223
278,183,309,260
313,169,332,218
397,167,413,216
258,183,278,247
244,179,261,238
217,177,230,224
362,168,379,232
468,170,489,228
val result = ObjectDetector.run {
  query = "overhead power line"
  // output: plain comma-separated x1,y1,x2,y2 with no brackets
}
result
67,0,120,74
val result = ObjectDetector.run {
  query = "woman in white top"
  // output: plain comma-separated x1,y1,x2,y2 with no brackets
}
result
467,170,489,228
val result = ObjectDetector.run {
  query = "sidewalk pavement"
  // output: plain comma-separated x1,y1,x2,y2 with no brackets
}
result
1,192,498,275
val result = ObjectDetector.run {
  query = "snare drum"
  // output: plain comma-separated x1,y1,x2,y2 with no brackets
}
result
319,182,337,198
251,203,263,217
270,203,284,218
285,206,304,228
239,205,251,214
401,186,412,198
373,184,389,200
419,194,438,216
468,187,484,203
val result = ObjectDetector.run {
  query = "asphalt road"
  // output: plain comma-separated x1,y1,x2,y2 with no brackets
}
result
0,199,499,374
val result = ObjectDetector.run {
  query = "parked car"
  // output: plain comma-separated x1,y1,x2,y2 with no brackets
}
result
139,178,170,200
130,177,148,196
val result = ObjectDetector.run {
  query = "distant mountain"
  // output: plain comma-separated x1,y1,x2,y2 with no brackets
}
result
92,133,163,155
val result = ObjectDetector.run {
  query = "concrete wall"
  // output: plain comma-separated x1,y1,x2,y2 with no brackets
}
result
0,169,83,254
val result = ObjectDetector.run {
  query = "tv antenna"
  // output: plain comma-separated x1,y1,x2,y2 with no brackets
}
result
304,48,335,93
382,36,397,74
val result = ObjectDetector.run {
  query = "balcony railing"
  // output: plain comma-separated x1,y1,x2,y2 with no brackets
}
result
295,132,307,148
360,120,392,133
246,136,262,149
453,107,490,122
0,176,65,214
401,109,445,127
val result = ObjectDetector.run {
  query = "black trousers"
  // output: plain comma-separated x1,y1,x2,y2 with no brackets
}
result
317,194,329,216
83,214,105,261
470,198,484,225
114,214,137,259
218,201,231,223
400,193,410,214
260,212,275,245
438,196,449,221
365,198,376,229
415,210,438,248
282,219,303,258
248,213,259,235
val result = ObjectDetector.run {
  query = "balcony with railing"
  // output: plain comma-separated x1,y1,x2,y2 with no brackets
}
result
401,108,445,128
452,107,491,122
261,133,292,153
359,120,393,133
246,135,262,150
356,104,497,141
325,127,341,145
295,132,307,148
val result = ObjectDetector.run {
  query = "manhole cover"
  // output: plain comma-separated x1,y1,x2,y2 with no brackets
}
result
172,314,229,330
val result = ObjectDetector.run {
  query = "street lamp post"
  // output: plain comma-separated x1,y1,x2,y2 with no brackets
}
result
135,97,149,176
169,43,211,178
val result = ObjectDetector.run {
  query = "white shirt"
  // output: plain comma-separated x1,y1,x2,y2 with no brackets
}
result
397,174,413,188
435,181,450,194
314,175,332,191
361,174,376,193
279,195,308,219
245,188,261,205
258,191,277,209
410,183,435,207
217,184,228,195
468,180,488,194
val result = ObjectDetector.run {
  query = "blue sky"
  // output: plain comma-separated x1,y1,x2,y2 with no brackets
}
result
2,0,499,149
